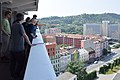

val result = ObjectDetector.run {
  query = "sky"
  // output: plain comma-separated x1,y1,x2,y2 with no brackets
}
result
26,0,120,18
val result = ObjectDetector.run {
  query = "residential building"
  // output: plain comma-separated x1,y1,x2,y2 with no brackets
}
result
45,42,56,57
108,24,120,40
85,47,95,61
83,24,101,35
101,21,109,36
50,46,61,75
42,34,56,43
93,41,101,58
67,48,79,61
56,33,82,48
81,39,94,49
78,49,89,62
57,72,77,80
45,28,61,35
59,49,71,72
83,21,120,40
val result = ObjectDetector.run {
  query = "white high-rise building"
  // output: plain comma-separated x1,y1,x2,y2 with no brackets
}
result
83,24,101,35
108,24,120,40
83,21,120,40
101,21,109,36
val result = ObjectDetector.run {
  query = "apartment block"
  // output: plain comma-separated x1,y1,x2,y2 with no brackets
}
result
56,33,82,48
78,49,89,62
45,28,61,35
83,21,120,40
45,42,56,57
59,49,71,72
42,34,56,43
83,24,101,35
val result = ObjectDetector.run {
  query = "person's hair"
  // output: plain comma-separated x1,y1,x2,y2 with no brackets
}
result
25,17,30,22
5,11,11,16
16,13,24,22
33,15,37,19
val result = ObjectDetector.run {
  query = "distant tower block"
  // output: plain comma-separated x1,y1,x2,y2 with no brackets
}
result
102,21,110,37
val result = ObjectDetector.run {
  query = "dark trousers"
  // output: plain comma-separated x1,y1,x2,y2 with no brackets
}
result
10,51,25,80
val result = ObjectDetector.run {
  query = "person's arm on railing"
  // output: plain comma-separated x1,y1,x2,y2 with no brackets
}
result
23,33,32,46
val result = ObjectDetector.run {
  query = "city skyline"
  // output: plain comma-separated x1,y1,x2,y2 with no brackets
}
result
26,0,120,18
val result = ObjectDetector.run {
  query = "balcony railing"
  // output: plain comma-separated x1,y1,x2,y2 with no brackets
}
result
24,28,56,80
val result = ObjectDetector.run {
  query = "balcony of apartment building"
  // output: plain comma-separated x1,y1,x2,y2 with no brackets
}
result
0,0,56,80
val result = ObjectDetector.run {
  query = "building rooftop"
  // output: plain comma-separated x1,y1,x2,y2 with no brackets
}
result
67,48,78,54
45,42,56,45
56,33,83,39
57,72,77,80
113,73,120,80
78,49,88,55
85,47,95,53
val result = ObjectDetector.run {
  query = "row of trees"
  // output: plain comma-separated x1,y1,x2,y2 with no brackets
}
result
99,57,120,74
40,13,120,25
66,61,97,80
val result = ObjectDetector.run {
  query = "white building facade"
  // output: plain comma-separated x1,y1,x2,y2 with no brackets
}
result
83,24,101,35
78,49,89,62
59,51,71,72
50,47,60,74
45,28,61,35
83,21,120,40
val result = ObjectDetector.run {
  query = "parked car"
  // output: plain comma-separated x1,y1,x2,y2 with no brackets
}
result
94,61,98,64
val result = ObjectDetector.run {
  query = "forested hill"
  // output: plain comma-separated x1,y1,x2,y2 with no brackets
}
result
40,13,120,26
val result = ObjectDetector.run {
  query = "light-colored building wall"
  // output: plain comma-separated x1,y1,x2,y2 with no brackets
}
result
108,24,120,40
78,49,89,62
93,41,101,58
83,24,101,35
50,47,60,74
59,52,71,72
81,39,94,49
45,28,61,35
83,21,120,40
101,21,109,36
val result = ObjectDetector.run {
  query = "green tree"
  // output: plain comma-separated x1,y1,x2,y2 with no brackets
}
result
66,61,87,80
103,48,108,55
108,63,111,69
107,46,111,53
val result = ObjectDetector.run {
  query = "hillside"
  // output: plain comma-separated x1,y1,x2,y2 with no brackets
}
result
39,13,120,34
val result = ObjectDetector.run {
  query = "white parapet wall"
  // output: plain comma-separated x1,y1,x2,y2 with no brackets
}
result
24,28,57,80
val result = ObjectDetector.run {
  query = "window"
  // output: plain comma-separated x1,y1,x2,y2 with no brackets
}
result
53,52,55,55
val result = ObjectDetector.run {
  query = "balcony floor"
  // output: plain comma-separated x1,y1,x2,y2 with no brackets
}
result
0,60,10,80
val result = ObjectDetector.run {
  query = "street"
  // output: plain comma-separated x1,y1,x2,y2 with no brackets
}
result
86,48,120,73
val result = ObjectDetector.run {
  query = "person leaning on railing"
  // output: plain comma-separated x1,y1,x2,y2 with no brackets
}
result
9,13,35,80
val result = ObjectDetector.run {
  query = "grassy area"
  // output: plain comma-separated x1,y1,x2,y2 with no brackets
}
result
105,65,120,74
